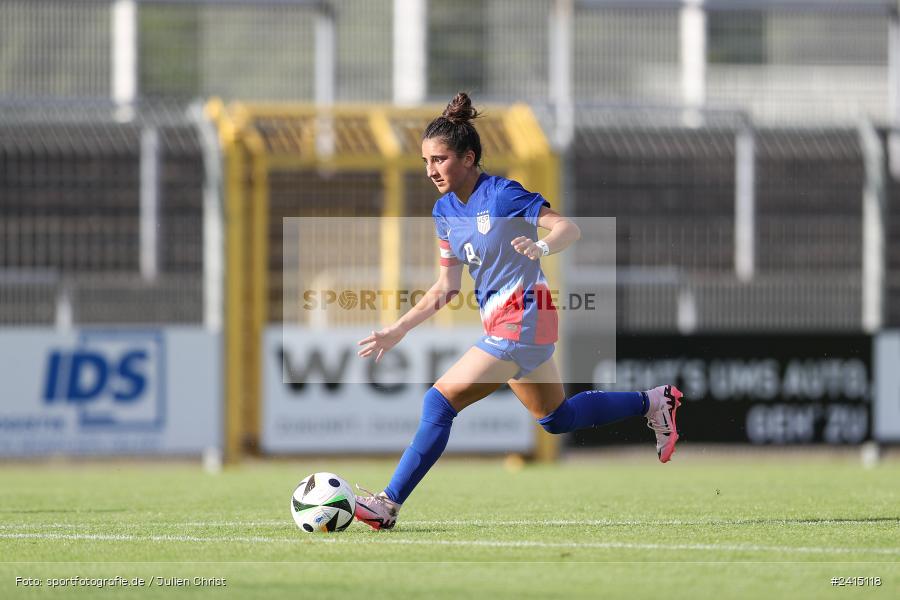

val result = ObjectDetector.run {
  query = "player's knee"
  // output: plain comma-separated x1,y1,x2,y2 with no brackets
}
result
537,399,575,435
422,386,458,426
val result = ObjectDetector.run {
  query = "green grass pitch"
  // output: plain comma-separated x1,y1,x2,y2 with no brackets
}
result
1,450,898,599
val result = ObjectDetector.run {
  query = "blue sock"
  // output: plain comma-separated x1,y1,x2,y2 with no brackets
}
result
538,391,647,434
384,387,457,504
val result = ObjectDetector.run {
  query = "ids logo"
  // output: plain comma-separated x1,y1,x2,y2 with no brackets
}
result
43,331,165,431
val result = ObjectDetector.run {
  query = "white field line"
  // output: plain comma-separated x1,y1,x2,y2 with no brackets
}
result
392,518,900,528
0,533,288,544
0,522,287,530
1,531,899,557
1,518,896,529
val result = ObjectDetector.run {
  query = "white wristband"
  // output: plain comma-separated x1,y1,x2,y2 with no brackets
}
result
535,240,550,256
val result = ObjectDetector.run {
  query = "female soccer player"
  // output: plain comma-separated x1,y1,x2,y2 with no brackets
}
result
354,93,682,530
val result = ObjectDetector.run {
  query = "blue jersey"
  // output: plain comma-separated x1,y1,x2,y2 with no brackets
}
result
433,173,558,345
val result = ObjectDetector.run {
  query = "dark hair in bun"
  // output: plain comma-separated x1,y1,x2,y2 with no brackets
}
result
422,92,483,167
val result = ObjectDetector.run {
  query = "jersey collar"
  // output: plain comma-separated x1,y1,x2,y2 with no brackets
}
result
450,172,489,207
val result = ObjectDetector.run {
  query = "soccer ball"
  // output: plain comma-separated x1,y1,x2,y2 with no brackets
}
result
290,472,356,533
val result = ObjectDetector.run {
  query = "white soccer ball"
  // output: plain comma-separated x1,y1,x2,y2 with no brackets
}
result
290,472,356,533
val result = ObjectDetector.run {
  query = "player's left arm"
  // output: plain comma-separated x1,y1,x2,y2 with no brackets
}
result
511,207,581,260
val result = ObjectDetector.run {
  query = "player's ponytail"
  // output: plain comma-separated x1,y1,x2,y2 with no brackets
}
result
442,92,479,124
423,92,483,168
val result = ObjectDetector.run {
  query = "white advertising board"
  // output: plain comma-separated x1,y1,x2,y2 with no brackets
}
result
875,330,900,442
0,328,221,456
263,326,535,453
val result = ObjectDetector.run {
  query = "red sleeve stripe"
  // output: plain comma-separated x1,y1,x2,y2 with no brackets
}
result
438,238,458,260
440,257,461,267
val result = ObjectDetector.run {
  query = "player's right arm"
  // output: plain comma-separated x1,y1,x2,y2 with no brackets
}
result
358,211,463,362
357,262,463,362
396,261,464,330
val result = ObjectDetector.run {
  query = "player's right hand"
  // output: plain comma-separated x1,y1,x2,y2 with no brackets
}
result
357,327,406,363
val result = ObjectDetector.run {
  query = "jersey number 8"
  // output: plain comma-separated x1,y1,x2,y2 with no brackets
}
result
463,242,482,266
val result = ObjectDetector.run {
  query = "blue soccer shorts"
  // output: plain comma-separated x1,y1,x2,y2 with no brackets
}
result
474,335,556,380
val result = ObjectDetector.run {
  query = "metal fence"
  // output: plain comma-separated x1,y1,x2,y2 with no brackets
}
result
0,0,112,98
0,0,392,103
704,4,890,124
2,0,896,125
0,101,218,327
2,0,899,333
4,100,889,333
564,105,894,332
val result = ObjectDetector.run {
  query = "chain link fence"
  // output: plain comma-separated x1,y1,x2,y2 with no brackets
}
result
0,101,209,325
705,5,889,124
2,1,894,124
0,0,392,103
2,0,898,333
566,106,879,332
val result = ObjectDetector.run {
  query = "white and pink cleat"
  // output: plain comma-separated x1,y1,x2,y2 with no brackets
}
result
354,486,401,530
645,385,683,463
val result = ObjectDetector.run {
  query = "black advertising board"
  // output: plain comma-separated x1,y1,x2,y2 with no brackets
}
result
565,335,872,446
